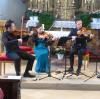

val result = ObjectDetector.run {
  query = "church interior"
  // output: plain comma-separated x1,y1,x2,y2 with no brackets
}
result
0,0,100,99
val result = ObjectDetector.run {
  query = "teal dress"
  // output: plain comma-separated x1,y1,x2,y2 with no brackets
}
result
33,38,49,73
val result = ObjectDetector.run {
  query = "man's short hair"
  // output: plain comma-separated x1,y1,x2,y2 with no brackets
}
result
75,18,82,23
5,20,14,30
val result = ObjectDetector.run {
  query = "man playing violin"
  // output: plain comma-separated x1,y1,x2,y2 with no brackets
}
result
2,20,35,77
67,19,94,76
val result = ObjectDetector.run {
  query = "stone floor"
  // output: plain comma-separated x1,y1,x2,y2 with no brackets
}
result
21,89,100,99
1,58,100,99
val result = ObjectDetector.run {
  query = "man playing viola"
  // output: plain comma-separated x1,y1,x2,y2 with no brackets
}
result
67,19,94,76
2,20,35,77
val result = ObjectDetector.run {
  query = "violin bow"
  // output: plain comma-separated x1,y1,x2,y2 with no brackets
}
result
21,16,24,38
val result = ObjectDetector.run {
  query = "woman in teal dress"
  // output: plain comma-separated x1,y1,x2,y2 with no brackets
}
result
32,25,51,73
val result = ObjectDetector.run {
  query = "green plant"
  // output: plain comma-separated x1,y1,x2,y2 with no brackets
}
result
55,46,66,54
25,10,54,30
39,12,54,30
90,13,100,18
75,12,92,28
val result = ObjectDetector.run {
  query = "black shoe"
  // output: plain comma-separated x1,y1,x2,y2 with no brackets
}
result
16,72,20,76
76,69,81,76
97,74,100,78
23,73,36,78
67,67,74,73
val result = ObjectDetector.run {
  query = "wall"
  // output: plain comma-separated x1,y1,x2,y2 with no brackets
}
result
95,0,100,9
0,0,27,27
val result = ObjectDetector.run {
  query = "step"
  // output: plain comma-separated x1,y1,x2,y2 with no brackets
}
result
21,75,100,91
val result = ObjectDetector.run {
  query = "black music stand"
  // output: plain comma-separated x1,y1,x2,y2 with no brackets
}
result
39,41,61,80
57,37,70,79
57,37,69,46
84,49,100,82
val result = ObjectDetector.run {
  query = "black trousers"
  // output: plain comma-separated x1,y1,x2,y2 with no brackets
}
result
6,50,35,75
70,46,85,70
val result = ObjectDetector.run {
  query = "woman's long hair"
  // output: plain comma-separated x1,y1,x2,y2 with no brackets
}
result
32,24,45,38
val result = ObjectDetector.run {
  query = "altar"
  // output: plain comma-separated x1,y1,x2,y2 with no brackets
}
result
46,30,70,38
90,18,100,29
53,21,76,29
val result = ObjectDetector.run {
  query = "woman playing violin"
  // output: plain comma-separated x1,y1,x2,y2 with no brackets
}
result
32,24,53,73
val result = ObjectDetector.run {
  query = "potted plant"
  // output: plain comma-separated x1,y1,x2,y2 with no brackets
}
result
25,9,54,30
54,46,66,60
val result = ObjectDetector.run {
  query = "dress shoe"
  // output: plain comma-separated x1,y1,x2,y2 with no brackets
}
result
67,67,74,73
23,73,36,78
97,74,100,78
76,69,81,76
16,72,20,76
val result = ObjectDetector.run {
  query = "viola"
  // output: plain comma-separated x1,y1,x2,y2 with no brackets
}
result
77,27,92,37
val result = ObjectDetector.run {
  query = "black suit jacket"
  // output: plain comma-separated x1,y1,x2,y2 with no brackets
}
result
69,28,92,49
2,31,29,53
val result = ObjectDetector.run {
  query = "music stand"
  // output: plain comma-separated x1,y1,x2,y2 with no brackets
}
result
39,41,61,80
57,37,70,79
57,37,69,46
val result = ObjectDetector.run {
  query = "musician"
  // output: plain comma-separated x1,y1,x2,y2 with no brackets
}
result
67,19,94,76
32,24,52,73
2,20,35,77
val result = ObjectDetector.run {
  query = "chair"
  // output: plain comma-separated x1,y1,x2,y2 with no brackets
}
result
71,48,90,70
0,46,34,75
89,49,100,62
84,49,100,82
82,49,90,70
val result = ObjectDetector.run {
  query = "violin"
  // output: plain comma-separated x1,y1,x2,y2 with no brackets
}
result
38,32,53,39
44,33,53,39
12,30,28,36
77,27,92,37
38,32,54,45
